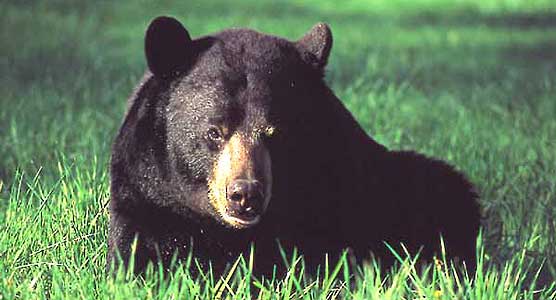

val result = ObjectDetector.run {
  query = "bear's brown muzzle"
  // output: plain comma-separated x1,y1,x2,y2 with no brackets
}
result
208,132,272,228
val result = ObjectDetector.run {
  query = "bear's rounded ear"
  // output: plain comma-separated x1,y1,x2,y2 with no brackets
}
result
296,23,333,70
145,16,192,78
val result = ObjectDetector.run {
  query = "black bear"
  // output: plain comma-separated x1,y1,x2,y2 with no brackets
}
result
108,16,480,276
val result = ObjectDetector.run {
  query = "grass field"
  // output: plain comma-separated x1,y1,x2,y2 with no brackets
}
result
1,0,556,299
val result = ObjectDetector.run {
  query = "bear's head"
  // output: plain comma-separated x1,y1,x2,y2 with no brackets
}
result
141,16,332,229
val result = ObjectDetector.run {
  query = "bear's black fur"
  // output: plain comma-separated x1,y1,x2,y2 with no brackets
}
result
108,16,480,276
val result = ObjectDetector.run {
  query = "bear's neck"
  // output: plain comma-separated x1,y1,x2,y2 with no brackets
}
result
296,85,388,172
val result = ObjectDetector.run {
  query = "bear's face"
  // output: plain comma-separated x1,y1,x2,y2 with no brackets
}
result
144,17,332,229
164,65,275,229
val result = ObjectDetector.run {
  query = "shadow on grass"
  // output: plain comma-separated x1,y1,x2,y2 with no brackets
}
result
404,9,556,28
502,40,556,62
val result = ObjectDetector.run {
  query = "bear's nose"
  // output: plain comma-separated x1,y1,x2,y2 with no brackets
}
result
227,180,264,214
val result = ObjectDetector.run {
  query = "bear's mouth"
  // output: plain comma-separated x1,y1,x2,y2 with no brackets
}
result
222,209,261,227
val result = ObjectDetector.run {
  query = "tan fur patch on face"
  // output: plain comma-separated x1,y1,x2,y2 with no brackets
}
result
208,133,272,228
264,126,275,137
251,126,276,141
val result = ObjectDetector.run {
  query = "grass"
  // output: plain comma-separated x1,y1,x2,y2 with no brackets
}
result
1,0,556,299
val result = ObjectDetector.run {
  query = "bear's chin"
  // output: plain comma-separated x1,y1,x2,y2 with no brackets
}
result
220,213,261,229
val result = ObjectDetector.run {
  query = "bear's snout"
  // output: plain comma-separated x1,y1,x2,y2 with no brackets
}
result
227,179,264,217
207,132,272,228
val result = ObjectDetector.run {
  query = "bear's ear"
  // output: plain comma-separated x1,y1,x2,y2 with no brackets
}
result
145,16,192,78
296,23,333,70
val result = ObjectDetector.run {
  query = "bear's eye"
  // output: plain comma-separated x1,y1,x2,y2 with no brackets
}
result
207,126,223,142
